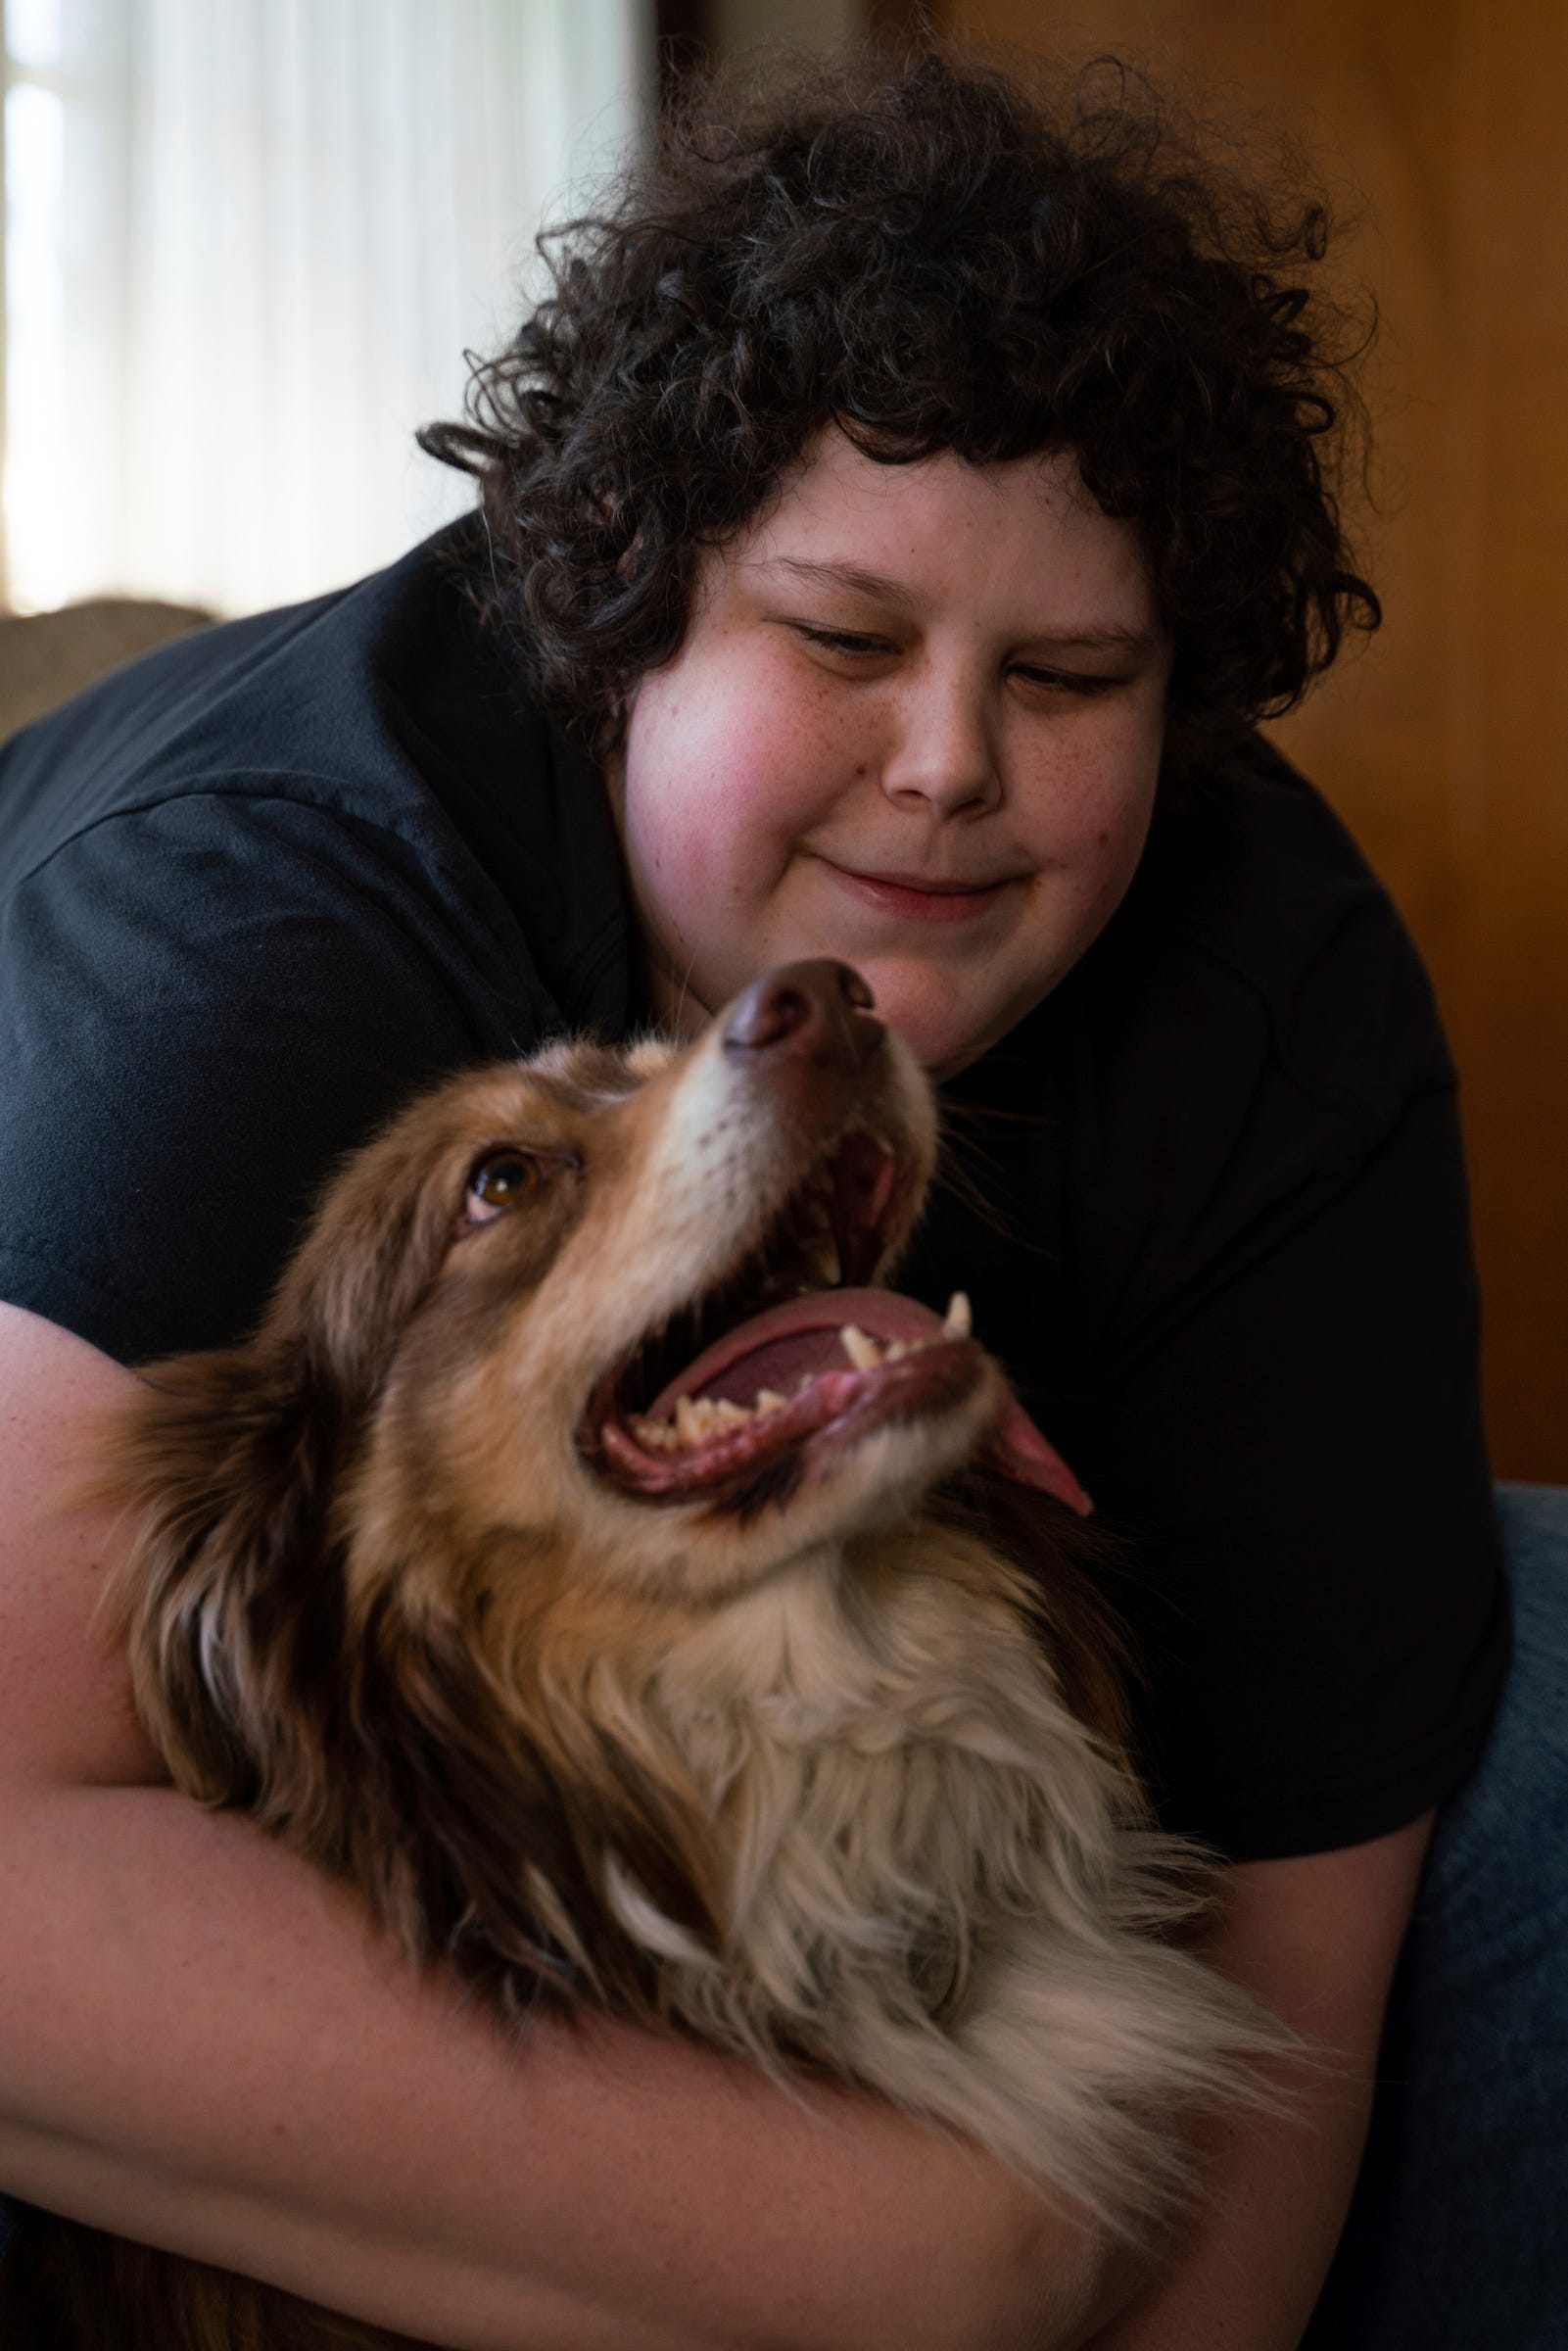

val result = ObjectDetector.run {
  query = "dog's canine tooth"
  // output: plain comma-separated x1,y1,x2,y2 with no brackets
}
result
810,1240,842,1287
840,1325,883,1373
755,1388,786,1415
942,1291,973,1339
675,1395,704,1445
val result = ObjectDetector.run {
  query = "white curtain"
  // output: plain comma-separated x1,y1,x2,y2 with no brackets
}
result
3,0,652,613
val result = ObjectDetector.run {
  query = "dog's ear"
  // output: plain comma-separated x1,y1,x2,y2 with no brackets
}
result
92,1107,463,1810
332,1567,727,2021
268,1091,474,1402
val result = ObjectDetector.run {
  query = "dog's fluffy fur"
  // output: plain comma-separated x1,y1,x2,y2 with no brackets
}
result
1,970,1293,2351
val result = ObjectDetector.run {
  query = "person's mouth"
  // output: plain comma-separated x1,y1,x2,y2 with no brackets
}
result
819,861,1023,923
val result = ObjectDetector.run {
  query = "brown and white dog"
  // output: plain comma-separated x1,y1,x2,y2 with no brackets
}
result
0,959,1292,2351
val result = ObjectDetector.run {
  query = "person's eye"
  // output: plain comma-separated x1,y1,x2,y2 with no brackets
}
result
1012,666,1125,696
793,625,895,659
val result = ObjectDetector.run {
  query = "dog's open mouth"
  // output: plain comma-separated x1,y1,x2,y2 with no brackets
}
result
583,1128,985,1508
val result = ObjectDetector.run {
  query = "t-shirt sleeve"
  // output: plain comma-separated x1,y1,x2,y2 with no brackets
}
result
0,792,510,1364
1061,881,1509,1863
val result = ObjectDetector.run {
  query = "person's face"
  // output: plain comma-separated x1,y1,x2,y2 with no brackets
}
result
605,430,1172,1078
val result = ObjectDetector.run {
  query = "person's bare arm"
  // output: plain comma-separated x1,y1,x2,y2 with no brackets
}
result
1082,1813,1435,2351
0,1302,1127,2351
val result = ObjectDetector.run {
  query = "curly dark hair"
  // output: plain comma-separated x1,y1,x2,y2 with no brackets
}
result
418,43,1380,781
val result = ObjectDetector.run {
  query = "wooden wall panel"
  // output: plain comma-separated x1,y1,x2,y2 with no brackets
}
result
934,0,1568,1479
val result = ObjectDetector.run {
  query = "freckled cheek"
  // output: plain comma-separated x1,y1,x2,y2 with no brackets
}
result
1038,716,1160,864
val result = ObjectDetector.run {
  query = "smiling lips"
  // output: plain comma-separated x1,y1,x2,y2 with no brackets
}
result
826,863,1022,922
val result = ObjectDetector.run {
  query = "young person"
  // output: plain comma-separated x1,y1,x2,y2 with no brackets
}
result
0,46,1553,2351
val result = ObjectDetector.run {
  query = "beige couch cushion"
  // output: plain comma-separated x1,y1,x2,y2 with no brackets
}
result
0,598,213,741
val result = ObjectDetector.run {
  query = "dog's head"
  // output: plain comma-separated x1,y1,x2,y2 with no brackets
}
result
165,957,1070,1614
329,958,987,1599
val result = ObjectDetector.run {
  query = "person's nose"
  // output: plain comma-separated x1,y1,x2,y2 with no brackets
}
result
877,663,1002,819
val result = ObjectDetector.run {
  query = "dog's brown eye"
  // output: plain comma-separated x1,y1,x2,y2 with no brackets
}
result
465,1150,543,1223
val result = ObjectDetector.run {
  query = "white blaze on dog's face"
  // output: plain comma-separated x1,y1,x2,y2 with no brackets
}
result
332,961,1010,1609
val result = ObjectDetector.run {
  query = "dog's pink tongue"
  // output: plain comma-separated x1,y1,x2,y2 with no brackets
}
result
648,1287,938,1416
648,1288,1092,1515
992,1401,1094,1516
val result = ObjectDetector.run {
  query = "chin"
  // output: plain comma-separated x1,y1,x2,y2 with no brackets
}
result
843,967,1031,1077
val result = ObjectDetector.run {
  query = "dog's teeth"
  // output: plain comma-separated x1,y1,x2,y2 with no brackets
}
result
755,1388,786,1415
840,1325,883,1372
671,1394,745,1442
808,1240,841,1287
942,1291,973,1339
884,1339,909,1363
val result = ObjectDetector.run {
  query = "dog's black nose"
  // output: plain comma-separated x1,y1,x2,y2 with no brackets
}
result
723,960,882,1071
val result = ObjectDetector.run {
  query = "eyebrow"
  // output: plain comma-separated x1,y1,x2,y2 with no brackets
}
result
753,556,1160,658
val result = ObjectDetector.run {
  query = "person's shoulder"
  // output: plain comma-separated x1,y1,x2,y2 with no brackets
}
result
0,528,634,1365
0,517,639,1035
0,519,550,886
1082,732,1454,1143
1136,732,1406,963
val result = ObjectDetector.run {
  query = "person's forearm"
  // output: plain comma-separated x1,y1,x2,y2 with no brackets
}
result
0,1783,1101,2351
1081,1818,1435,2351
1079,2070,1370,2351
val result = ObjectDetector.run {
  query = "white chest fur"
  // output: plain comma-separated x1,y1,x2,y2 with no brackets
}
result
591,1535,1281,2241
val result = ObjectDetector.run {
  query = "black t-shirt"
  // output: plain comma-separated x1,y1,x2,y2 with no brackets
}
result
0,519,1509,1863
